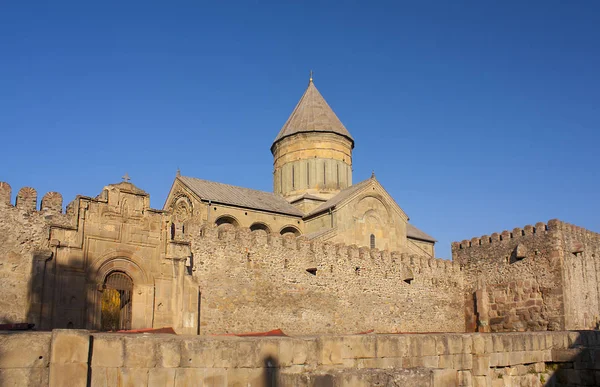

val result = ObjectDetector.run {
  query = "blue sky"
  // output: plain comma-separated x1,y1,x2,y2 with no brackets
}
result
1,1,598,258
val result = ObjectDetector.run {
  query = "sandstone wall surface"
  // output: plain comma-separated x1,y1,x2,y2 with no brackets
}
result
0,183,70,325
2,329,600,387
555,222,600,330
453,220,565,333
190,224,464,336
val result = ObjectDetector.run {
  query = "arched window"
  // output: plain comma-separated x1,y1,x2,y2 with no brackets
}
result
215,215,239,227
370,234,375,249
280,226,301,237
250,222,270,233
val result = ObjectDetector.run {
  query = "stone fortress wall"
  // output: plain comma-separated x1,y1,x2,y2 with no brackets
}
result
0,182,70,325
453,220,600,334
2,178,600,340
188,223,464,335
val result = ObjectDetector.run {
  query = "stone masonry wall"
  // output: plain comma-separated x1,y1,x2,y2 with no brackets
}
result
452,220,565,333
2,329,600,386
554,221,600,330
189,223,464,336
0,182,70,325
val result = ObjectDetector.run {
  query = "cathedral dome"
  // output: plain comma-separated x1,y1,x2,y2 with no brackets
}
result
272,78,354,201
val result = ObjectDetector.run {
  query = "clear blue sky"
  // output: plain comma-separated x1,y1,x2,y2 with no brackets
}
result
1,1,598,258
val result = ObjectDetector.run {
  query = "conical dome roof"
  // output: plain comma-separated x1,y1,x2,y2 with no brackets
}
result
272,80,354,151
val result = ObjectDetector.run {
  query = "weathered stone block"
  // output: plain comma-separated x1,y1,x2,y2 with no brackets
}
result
432,369,458,387
173,368,205,387
317,337,343,365
376,335,407,358
472,355,490,376
148,368,176,387
279,338,314,367
50,330,90,365
472,375,489,387
159,340,181,368
90,367,118,386
123,336,157,368
407,335,436,357
49,363,87,387
447,335,465,354
226,368,264,387
91,335,124,368
119,368,150,386
552,348,584,362
202,367,227,387
422,355,440,368
458,370,473,387
472,335,485,355
341,335,376,359
0,332,51,368
180,338,214,368
0,368,49,387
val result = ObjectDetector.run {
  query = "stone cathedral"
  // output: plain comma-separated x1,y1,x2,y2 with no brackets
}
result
1,75,600,343
165,77,436,258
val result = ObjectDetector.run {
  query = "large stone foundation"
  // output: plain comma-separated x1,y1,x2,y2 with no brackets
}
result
1,329,599,386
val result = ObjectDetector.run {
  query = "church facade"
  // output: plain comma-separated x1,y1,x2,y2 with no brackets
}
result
164,78,436,258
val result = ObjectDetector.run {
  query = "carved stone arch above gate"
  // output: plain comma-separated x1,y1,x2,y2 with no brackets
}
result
87,250,151,286
86,251,154,330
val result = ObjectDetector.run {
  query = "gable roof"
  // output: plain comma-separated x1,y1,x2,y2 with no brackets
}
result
406,223,436,243
178,176,303,217
305,178,372,217
304,177,436,243
272,80,354,150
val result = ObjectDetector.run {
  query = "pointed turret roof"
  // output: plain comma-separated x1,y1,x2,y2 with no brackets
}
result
272,79,354,150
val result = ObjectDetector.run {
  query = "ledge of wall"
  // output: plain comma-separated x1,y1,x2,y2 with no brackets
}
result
1,330,599,386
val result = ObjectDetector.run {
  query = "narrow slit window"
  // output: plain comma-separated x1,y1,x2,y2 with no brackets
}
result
337,164,340,188
323,163,326,185
306,162,310,186
292,166,295,189
370,234,375,249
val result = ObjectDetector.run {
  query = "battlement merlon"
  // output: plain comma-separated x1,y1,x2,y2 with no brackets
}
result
0,181,65,214
451,218,600,255
196,222,459,275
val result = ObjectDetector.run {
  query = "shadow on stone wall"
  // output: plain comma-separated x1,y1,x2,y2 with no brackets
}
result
263,356,279,387
24,255,95,331
543,331,598,387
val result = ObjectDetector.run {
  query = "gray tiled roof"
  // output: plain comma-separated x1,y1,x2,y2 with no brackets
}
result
272,80,354,148
178,176,303,217
305,178,372,217
406,223,436,243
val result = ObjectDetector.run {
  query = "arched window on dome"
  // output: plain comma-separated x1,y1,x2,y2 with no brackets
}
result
370,234,375,249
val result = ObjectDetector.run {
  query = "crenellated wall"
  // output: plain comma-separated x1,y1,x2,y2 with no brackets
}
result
452,220,565,333
453,219,600,333
189,223,464,335
0,182,71,325
3,177,599,340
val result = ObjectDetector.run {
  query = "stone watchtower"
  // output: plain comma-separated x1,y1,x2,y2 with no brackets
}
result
271,76,354,203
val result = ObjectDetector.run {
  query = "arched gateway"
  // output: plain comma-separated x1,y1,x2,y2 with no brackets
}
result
101,271,133,331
